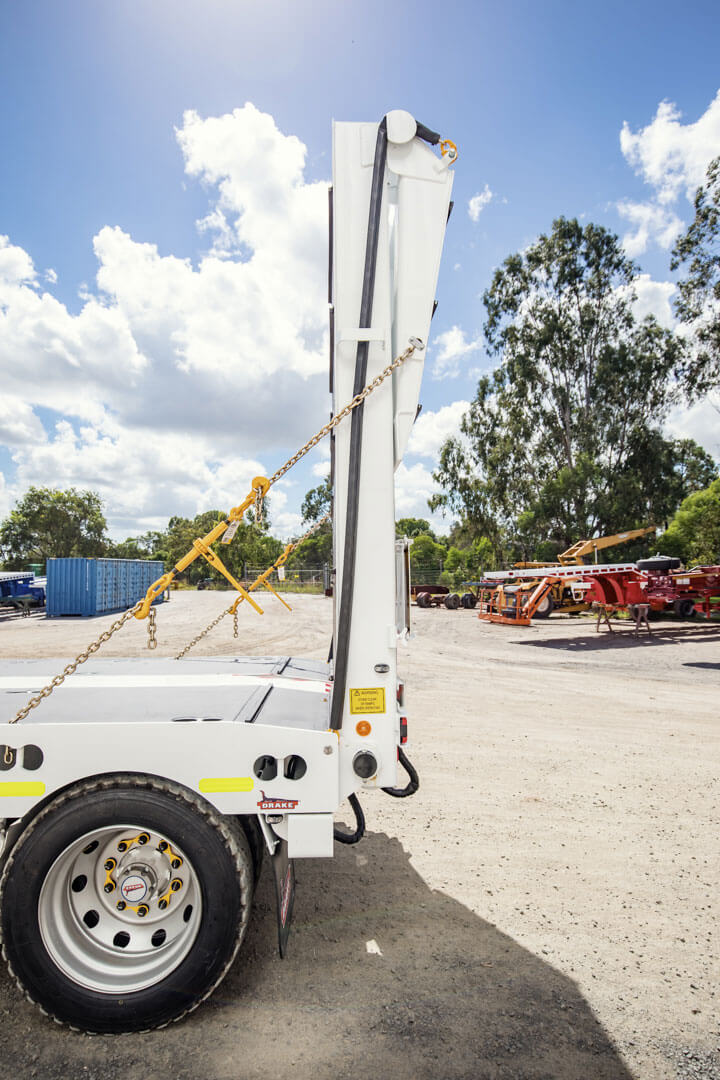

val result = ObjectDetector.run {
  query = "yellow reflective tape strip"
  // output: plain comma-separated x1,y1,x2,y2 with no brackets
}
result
0,781,46,797
198,777,254,794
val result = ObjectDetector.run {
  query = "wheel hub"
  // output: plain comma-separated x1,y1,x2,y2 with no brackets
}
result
38,824,202,994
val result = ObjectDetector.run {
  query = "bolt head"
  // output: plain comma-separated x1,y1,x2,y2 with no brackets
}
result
104,882,115,893
117,900,126,911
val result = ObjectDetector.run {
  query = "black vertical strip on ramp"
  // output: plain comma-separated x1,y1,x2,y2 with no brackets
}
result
328,186,335,394
329,116,388,732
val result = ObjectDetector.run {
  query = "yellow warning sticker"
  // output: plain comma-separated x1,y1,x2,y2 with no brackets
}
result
349,688,386,715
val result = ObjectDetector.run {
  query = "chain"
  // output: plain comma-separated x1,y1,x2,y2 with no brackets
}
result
267,337,423,486
8,603,143,725
9,337,422,723
174,512,332,659
174,604,235,661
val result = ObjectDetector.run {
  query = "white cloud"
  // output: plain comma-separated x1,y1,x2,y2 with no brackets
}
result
615,199,683,256
0,104,331,536
468,184,494,222
0,395,47,447
431,325,482,379
621,93,720,204
407,400,469,458
272,511,304,540
630,274,676,328
665,397,720,461
618,92,720,253
0,236,36,286
394,461,452,535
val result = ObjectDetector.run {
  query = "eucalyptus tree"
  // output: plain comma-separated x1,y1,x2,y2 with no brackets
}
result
671,155,720,397
432,218,712,558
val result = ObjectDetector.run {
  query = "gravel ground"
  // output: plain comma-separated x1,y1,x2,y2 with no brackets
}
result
0,592,718,1080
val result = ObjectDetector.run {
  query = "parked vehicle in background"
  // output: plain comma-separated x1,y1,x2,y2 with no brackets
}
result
0,571,46,614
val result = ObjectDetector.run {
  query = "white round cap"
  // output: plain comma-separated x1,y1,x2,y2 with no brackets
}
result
386,110,417,145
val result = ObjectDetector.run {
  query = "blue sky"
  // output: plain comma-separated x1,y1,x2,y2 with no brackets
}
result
1,0,719,540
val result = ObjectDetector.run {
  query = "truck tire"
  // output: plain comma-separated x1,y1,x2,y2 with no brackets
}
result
673,597,696,619
636,557,681,572
532,594,555,619
444,593,461,610
0,774,254,1033
461,592,477,609
416,591,431,608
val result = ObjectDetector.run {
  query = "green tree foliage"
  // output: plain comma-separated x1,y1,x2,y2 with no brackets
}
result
408,532,447,582
442,537,496,587
658,476,720,565
300,477,331,524
287,478,332,570
0,487,107,568
105,532,167,561
163,511,284,585
432,217,703,560
395,517,435,539
671,156,720,397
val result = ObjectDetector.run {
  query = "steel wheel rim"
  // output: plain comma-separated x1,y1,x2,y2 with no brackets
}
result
38,824,203,994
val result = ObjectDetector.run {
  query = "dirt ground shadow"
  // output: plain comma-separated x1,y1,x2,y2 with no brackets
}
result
516,624,720,652
0,831,633,1080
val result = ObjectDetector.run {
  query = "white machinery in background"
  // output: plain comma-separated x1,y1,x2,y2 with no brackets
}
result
0,111,454,1033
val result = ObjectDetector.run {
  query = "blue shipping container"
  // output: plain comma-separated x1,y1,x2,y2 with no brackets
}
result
46,559,167,617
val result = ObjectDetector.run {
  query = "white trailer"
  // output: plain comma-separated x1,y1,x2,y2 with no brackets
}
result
0,111,454,1033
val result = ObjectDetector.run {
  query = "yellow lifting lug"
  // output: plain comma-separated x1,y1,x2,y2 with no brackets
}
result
439,138,458,164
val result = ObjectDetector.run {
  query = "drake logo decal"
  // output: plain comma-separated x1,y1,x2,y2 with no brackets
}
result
257,790,299,811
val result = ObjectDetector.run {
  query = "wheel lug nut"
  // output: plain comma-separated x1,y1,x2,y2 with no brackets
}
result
104,882,115,893
171,859,181,869
158,841,168,852
137,904,149,918
170,879,182,892
117,842,127,852
138,834,149,845
117,900,126,911
159,899,168,910
104,859,115,871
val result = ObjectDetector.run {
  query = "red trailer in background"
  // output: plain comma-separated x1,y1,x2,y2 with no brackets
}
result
482,557,720,621
584,558,720,618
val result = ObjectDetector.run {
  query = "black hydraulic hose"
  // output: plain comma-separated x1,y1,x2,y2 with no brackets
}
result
414,121,441,145
333,793,365,844
329,116,388,732
381,748,420,798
